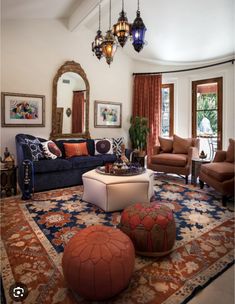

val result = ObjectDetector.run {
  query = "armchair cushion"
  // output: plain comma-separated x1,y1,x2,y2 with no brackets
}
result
150,153,188,167
173,135,192,154
226,138,235,163
201,162,234,182
158,137,173,152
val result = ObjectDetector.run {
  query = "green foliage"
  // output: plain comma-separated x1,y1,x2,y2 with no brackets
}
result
129,116,149,151
197,93,217,134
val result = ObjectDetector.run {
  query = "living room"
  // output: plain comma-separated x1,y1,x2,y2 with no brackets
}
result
1,0,234,303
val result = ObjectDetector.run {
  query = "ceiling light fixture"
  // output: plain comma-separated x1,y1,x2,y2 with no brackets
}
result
131,0,147,52
92,0,147,64
102,0,117,65
113,0,131,47
92,0,104,60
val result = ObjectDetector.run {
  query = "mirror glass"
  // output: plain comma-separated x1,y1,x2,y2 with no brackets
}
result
50,61,90,139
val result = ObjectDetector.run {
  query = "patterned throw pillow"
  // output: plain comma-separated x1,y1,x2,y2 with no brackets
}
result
112,137,124,156
41,141,62,159
63,142,89,158
25,138,45,161
94,139,113,155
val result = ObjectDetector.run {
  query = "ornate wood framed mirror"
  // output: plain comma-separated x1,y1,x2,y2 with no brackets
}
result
50,61,90,139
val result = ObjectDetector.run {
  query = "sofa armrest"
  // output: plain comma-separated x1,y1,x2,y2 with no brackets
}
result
213,150,227,162
188,146,199,164
153,145,161,155
125,148,132,160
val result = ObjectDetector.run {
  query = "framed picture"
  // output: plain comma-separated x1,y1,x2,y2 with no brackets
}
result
94,101,122,128
1,92,45,127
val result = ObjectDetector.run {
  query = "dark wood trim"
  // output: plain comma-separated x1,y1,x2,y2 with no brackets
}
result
192,77,223,150
161,83,174,137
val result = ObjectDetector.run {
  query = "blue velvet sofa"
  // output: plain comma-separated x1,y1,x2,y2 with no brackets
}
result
16,134,129,193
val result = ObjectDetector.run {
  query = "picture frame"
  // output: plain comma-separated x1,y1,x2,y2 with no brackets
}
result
94,101,122,128
1,92,45,127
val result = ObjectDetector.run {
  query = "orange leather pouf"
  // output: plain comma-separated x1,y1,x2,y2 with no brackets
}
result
119,202,176,257
62,225,135,301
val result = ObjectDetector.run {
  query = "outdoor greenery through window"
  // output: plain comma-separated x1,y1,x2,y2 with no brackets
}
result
161,84,174,137
192,77,223,158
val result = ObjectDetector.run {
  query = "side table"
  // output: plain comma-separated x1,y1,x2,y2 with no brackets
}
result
191,158,211,186
0,165,17,197
130,153,147,168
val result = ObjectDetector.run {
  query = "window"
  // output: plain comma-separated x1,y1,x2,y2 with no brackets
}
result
161,84,174,137
192,77,222,158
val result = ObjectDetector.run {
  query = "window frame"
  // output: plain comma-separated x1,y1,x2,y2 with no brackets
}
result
161,83,174,137
192,77,223,150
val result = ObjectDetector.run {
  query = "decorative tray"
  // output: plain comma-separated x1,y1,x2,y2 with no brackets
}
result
95,165,146,176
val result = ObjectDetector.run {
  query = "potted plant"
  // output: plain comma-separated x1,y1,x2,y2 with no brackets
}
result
129,116,149,157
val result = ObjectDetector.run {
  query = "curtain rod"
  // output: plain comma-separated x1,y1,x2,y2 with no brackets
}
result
132,59,234,76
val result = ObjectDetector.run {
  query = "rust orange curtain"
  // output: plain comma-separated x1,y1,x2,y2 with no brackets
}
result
72,91,84,133
132,74,162,157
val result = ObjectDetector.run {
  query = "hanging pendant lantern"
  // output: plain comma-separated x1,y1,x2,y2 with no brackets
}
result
113,0,131,47
102,0,117,65
131,0,147,52
92,1,104,60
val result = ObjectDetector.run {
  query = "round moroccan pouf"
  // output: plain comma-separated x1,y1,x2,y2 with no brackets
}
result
62,225,135,301
119,202,176,257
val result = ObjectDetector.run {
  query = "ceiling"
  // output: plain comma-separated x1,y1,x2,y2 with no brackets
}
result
2,0,234,64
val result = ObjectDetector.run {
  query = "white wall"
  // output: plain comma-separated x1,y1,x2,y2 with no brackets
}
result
1,19,234,161
1,19,134,159
133,60,235,149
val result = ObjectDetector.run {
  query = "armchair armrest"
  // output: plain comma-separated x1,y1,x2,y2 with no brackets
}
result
213,150,227,162
153,145,161,155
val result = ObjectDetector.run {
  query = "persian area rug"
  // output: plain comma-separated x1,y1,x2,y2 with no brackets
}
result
1,180,234,304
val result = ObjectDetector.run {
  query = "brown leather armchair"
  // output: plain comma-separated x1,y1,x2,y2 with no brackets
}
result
199,139,235,206
148,135,199,184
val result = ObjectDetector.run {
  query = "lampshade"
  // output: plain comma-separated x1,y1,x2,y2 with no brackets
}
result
102,30,117,65
131,2,147,53
91,1,103,60
113,0,131,47
92,30,103,60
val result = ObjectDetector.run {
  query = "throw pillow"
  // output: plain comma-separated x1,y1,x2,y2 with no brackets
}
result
25,138,45,161
63,142,89,158
41,141,62,159
112,137,124,156
158,136,173,153
226,138,235,163
173,134,192,154
94,139,113,155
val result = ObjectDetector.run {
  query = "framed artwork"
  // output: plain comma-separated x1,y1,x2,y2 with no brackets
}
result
94,101,122,128
1,92,45,127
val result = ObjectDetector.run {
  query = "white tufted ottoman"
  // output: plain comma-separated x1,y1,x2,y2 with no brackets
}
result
82,169,154,212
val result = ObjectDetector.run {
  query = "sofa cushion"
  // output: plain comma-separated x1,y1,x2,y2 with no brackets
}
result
226,138,235,163
112,137,124,156
159,136,173,152
64,143,89,158
94,139,113,155
201,162,235,182
55,139,94,158
173,135,192,154
151,153,188,167
70,156,103,169
41,140,62,159
33,158,72,173
25,138,45,161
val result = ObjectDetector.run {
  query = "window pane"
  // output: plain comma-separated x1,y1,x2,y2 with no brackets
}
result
196,83,217,110
197,110,218,136
161,88,170,137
